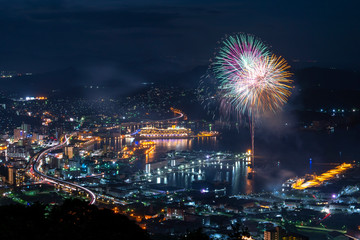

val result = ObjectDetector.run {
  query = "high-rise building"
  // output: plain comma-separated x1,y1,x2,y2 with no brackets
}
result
8,166,15,185
31,132,39,142
264,227,308,240
7,166,25,186
264,227,285,240
14,128,25,142
55,127,63,139
21,123,31,133
64,146,74,159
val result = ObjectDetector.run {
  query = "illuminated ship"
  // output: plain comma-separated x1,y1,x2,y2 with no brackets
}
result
196,131,219,137
133,126,194,139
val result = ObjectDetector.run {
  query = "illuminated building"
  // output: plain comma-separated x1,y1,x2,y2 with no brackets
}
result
264,227,285,240
2,165,25,186
134,126,193,139
6,144,30,160
264,227,308,240
21,123,31,133
64,146,74,159
14,128,25,142
8,166,15,185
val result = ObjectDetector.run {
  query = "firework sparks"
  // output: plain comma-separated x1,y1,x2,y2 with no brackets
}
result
213,34,293,118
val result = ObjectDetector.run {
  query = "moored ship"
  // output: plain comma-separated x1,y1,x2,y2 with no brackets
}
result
133,126,194,139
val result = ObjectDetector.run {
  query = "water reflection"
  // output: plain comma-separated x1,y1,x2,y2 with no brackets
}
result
91,126,360,195
96,136,252,195
95,137,123,151
143,137,219,163
149,160,252,195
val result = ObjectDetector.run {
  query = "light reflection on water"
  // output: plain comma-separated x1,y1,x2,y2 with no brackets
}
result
94,126,360,194
96,137,123,151
148,161,252,195
143,137,219,163
149,162,252,195
97,137,254,195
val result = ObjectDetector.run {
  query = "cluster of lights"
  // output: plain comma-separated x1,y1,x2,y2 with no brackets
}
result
196,131,219,137
140,133,188,137
42,118,52,126
120,141,155,159
292,163,353,190
24,96,47,101
320,108,358,113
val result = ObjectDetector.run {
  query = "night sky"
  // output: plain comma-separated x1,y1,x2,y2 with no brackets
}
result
0,0,359,75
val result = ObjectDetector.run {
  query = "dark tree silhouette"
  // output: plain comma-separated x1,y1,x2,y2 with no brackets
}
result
0,199,150,240
228,223,251,240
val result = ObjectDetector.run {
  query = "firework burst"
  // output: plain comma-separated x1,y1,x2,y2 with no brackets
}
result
213,34,293,118
200,33,294,168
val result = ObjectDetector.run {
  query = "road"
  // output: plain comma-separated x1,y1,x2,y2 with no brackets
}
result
27,135,97,205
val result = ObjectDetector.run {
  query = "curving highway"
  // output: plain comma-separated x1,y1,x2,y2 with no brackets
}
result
28,135,97,205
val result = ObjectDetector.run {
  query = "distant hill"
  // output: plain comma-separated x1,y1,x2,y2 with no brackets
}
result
156,66,360,91
0,67,81,96
1,66,359,105
294,67,360,90
1,67,147,98
293,67,360,109
152,65,207,89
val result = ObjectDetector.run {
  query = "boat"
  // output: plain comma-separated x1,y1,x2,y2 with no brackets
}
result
196,131,220,137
